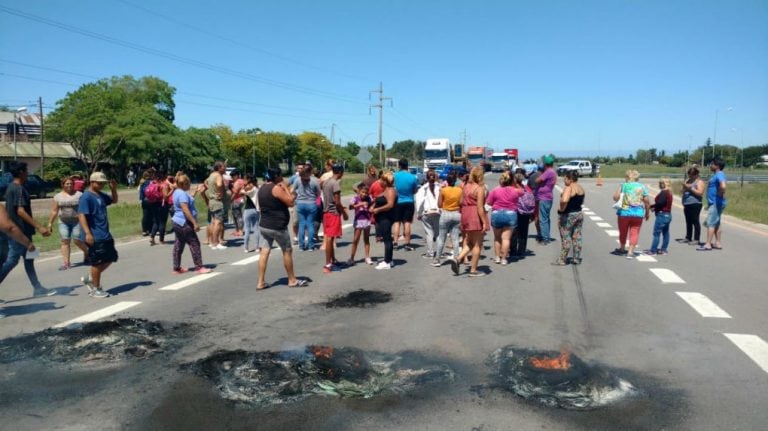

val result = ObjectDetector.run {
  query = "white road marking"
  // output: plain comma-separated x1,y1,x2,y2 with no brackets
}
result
635,254,658,262
160,272,221,291
649,268,686,284
589,216,603,221
606,230,619,237
675,292,731,318
596,222,612,228
38,237,148,263
583,211,596,215
582,207,590,211
232,255,260,266
342,223,353,229
724,333,768,374
54,301,141,328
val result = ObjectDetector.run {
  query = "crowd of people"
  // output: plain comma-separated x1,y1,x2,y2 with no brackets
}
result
0,156,731,309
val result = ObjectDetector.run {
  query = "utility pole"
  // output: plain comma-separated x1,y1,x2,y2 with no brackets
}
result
370,82,392,167
39,97,44,178
330,123,336,147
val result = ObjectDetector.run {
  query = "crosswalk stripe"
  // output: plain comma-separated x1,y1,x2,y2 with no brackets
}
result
649,268,685,283
724,334,768,374
54,301,142,328
159,272,221,291
675,292,731,318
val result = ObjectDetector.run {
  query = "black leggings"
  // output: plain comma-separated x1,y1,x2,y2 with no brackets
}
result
684,203,702,242
512,213,531,256
376,218,393,263
149,203,168,241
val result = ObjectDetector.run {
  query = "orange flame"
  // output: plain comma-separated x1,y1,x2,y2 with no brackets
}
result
529,349,571,370
312,345,334,359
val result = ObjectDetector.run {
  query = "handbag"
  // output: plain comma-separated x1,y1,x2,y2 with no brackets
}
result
612,185,624,210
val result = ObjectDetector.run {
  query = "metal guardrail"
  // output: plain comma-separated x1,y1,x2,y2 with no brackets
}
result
636,172,768,183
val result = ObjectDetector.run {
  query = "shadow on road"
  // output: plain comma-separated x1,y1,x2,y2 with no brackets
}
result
107,281,153,296
0,301,64,317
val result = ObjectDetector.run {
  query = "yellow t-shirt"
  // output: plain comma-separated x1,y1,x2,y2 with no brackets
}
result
440,186,462,211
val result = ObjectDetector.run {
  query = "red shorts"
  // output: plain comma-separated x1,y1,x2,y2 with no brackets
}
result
323,213,343,238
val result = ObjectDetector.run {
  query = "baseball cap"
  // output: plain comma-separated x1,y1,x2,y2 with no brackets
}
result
332,163,345,174
89,172,108,183
543,155,555,165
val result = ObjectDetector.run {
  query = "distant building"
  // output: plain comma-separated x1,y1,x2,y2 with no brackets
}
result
0,111,76,173
758,155,768,167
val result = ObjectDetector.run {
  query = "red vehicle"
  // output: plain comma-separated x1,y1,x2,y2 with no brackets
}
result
467,146,493,172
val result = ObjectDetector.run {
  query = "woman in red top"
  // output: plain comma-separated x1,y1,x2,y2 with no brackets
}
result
450,166,488,277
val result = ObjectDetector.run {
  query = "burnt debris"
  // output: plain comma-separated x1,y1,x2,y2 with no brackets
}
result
486,346,638,410
324,290,392,308
0,318,191,364
185,345,454,406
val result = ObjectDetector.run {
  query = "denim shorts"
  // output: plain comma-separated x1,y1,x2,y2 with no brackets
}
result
491,210,518,229
259,226,292,251
58,221,82,240
705,205,724,228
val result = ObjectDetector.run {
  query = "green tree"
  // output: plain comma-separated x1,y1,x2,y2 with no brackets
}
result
46,75,177,176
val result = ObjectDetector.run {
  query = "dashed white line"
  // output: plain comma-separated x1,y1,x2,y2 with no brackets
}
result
605,230,620,237
232,255,260,266
582,207,590,211
159,272,221,291
675,292,732,318
342,223,353,229
724,333,768,374
635,254,658,262
589,216,603,221
649,268,686,283
583,211,596,215
596,222,612,228
54,301,142,328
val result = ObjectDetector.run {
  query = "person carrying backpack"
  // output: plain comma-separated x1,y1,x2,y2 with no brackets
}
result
511,171,535,260
145,171,167,246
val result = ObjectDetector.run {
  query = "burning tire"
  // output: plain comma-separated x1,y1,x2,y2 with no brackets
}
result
0,319,191,365
185,345,455,406
487,346,638,410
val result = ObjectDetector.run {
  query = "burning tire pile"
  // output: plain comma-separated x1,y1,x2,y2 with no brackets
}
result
185,345,455,406
487,346,638,410
0,318,191,365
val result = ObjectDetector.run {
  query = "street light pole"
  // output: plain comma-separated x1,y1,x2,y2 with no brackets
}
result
712,106,733,162
13,106,27,161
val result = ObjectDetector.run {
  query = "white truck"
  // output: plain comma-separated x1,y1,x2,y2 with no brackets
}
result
423,138,452,172
490,152,510,172
556,160,600,177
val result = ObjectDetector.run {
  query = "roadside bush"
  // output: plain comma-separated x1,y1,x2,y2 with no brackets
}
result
41,159,76,183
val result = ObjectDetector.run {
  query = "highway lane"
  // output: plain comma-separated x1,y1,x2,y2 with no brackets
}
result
0,175,766,430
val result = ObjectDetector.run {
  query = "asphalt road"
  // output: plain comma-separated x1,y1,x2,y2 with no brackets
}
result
1,175,766,431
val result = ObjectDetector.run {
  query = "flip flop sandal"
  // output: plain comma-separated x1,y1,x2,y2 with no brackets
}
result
289,279,308,288
256,283,271,290
696,246,712,251
712,246,723,250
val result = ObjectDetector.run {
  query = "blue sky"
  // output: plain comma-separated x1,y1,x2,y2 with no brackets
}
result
1,0,766,158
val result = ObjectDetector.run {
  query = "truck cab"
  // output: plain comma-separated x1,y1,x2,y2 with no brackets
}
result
423,138,452,172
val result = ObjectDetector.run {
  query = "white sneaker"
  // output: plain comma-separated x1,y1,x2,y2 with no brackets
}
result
365,257,374,265
375,261,391,270
215,244,227,250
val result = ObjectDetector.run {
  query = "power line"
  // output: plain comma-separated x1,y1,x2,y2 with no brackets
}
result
1,60,368,117
0,72,78,87
0,4,367,104
114,0,369,82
